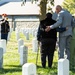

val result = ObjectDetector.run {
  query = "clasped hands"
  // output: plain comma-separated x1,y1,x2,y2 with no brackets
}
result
45,26,51,32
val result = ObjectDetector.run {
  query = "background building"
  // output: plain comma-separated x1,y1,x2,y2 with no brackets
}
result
0,0,39,30
0,0,64,30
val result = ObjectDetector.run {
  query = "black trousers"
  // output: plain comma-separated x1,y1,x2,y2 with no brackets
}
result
40,38,56,68
1,33,8,41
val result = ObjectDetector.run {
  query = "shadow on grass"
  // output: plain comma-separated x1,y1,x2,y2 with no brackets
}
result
37,62,57,75
4,65,21,68
70,68,75,73
0,65,22,74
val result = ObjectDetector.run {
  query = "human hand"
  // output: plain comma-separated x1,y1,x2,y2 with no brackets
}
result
45,26,51,32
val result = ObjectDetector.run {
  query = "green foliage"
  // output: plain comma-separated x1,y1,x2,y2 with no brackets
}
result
49,0,54,6
63,0,75,14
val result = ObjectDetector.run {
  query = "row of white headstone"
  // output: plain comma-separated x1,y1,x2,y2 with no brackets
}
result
20,28,38,36
16,28,36,74
16,27,39,53
16,27,29,65
16,27,69,75
22,59,69,75
0,39,7,69
17,38,28,65
15,27,38,41
0,26,13,68
16,28,38,75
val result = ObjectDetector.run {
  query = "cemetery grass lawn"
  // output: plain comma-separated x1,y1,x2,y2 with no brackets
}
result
0,31,75,75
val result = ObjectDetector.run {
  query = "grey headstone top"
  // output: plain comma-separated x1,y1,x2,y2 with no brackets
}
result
0,48,3,68
0,48,3,59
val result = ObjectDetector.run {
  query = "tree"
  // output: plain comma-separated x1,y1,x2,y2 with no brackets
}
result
38,0,47,21
21,0,54,21
63,0,75,14
38,0,54,21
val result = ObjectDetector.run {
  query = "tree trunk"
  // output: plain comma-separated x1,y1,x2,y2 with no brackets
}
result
39,0,47,21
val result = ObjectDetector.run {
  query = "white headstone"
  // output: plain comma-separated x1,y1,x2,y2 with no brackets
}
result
0,40,6,53
0,33,1,40
34,31,37,38
32,38,38,52
32,29,35,37
0,48,3,68
18,39,24,53
16,31,20,40
15,27,19,32
20,45,28,65
29,28,32,34
58,59,69,75
23,30,26,36
7,25,13,41
10,25,13,32
26,32,29,40
15,28,20,40
20,28,24,33
22,63,36,75
8,32,11,41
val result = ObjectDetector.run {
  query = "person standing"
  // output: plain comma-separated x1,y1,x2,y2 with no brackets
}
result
45,5,73,60
37,13,57,68
0,14,10,42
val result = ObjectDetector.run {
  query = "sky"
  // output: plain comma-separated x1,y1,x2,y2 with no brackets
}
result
54,0,64,6
52,0,64,11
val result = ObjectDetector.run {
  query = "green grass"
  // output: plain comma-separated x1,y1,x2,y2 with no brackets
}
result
0,31,75,75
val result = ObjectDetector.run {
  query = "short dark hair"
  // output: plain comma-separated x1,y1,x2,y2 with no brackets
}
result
46,13,52,18
56,5,62,9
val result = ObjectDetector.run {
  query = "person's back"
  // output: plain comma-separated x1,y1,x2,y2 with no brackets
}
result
37,13,57,68
39,18,57,40
58,10,72,37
